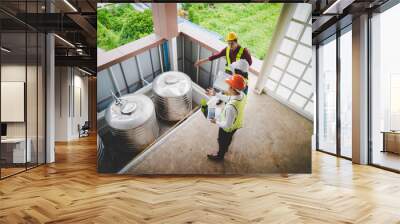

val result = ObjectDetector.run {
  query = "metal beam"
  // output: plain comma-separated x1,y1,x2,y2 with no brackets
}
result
66,13,96,46
323,0,355,14
312,15,335,33
14,13,83,32
55,55,96,69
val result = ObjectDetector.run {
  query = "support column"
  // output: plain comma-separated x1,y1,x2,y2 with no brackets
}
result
254,4,296,94
312,45,317,150
152,3,178,71
168,37,178,71
45,0,55,163
88,76,97,132
46,33,55,163
352,14,369,164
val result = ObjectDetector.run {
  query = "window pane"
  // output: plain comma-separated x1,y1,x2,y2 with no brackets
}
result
280,38,296,55
305,102,313,114
287,60,306,77
265,79,277,91
281,74,298,89
290,93,307,108
301,27,312,45
286,21,303,40
293,4,311,22
276,85,291,100
296,81,313,98
293,44,312,64
303,68,312,83
1,30,27,177
275,54,289,69
270,67,283,82
318,37,337,154
371,4,400,171
340,29,352,158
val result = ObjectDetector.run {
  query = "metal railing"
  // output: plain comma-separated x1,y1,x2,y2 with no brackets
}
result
97,34,168,112
97,23,263,113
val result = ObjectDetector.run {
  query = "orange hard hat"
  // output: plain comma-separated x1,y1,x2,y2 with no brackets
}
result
225,74,246,91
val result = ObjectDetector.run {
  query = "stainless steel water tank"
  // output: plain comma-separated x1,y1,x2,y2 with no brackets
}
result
105,94,159,151
152,71,192,121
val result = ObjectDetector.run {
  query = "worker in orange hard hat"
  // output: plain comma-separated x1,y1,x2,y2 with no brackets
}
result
195,31,252,94
206,74,247,161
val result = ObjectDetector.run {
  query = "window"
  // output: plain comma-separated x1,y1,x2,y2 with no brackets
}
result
370,3,400,171
263,3,313,119
340,28,352,158
317,36,337,154
390,74,400,130
0,2,47,179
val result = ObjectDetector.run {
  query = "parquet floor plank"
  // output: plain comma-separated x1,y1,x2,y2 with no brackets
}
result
0,135,399,223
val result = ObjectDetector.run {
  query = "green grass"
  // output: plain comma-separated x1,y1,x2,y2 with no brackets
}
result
183,3,282,60
97,3,282,59
97,4,153,51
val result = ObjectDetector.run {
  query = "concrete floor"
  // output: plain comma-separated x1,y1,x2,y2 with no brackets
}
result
122,76,313,174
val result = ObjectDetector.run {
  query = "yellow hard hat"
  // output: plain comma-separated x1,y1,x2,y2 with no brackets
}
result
225,32,238,41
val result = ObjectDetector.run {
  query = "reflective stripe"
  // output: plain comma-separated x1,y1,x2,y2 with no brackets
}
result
221,95,247,132
225,46,244,71
236,47,244,61
226,47,231,70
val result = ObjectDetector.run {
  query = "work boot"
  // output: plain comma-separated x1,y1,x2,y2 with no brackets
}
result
207,154,224,161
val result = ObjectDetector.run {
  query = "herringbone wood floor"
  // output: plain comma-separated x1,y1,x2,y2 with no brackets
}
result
0,135,399,224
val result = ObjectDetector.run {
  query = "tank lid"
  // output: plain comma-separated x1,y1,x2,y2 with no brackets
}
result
153,71,192,97
105,94,155,130
121,102,137,115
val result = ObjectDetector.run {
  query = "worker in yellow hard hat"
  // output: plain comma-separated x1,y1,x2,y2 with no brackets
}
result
195,32,252,73
195,32,252,94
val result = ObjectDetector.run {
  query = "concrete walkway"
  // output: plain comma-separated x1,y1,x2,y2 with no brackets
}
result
122,74,313,174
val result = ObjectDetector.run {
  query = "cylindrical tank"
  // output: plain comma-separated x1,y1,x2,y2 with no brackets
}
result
152,71,192,121
105,94,159,152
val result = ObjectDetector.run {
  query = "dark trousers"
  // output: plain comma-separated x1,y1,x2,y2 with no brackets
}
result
217,128,237,158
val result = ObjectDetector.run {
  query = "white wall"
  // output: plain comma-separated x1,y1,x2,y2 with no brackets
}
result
1,64,46,164
72,73,89,138
55,66,69,141
54,66,89,141
1,65,26,138
1,65,39,138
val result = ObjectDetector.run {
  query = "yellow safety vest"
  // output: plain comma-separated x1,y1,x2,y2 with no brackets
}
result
221,95,247,133
225,46,244,72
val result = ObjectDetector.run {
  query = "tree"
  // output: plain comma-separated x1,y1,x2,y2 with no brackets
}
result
120,9,153,45
97,5,154,51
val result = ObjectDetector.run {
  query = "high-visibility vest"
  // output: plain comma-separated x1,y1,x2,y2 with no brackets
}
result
221,94,247,133
225,46,244,72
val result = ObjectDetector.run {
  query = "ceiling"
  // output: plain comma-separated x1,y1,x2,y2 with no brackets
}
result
1,0,397,73
0,0,96,74
311,0,391,44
